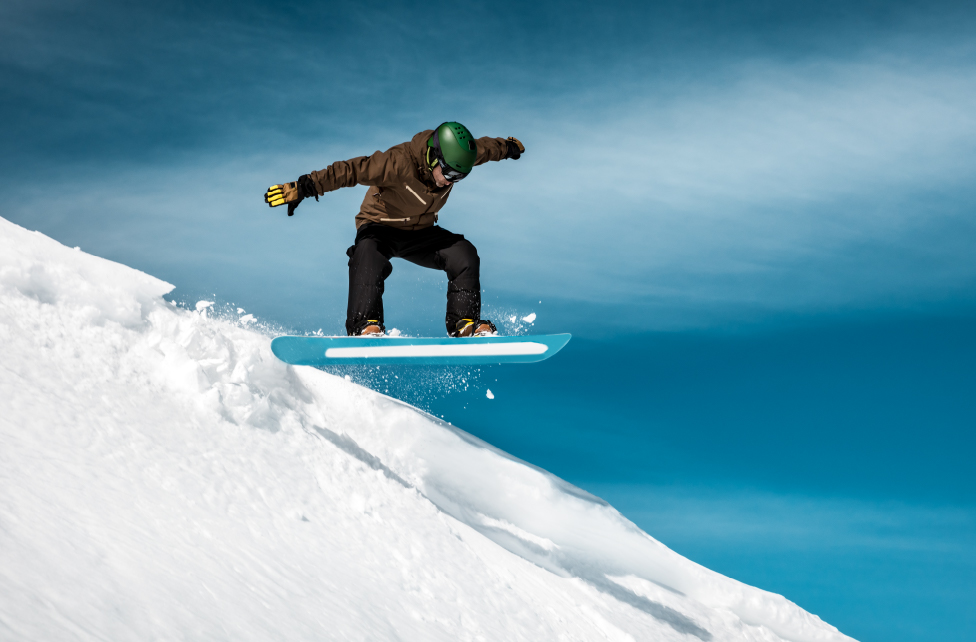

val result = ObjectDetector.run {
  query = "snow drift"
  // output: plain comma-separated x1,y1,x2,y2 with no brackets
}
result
0,216,854,641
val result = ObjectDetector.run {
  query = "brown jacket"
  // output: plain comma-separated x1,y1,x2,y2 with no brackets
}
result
308,130,512,230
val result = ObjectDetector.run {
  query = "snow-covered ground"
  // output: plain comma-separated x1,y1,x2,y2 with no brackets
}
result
0,216,854,641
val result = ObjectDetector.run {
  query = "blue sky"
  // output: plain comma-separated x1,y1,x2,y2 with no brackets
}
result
3,1,975,640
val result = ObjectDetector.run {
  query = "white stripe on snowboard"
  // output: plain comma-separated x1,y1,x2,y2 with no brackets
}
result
325,342,548,359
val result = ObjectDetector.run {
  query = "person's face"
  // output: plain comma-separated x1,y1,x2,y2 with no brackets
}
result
432,163,452,188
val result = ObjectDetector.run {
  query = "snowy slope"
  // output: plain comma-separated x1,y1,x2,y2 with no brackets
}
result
0,216,854,642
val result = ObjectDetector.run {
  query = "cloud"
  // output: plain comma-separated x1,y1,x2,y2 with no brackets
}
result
596,484,976,555
459,53,976,325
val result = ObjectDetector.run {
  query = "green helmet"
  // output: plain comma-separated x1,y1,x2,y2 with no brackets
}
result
427,122,477,181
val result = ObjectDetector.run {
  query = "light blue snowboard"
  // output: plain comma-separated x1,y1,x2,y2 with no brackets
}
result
271,334,572,366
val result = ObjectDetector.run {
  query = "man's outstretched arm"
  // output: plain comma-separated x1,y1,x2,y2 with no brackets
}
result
474,136,524,166
307,147,404,194
264,147,403,216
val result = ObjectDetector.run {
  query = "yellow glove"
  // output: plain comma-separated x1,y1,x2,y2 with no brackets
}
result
264,174,318,216
264,182,298,207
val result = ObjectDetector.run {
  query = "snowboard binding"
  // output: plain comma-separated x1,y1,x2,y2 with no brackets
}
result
452,319,497,338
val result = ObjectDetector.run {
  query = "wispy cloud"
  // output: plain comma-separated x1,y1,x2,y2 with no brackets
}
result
462,53,976,325
604,485,976,554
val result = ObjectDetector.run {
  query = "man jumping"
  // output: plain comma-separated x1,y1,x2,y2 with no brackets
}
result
264,122,524,337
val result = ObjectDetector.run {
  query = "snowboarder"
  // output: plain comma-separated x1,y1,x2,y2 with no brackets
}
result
264,123,524,338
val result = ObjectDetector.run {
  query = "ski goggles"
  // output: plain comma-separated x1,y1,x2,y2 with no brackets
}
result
428,137,470,182
438,162,468,183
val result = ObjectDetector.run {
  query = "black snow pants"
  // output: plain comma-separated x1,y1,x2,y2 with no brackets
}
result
345,223,481,336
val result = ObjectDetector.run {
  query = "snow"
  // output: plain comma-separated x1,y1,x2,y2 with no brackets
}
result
0,216,854,642
500,310,537,335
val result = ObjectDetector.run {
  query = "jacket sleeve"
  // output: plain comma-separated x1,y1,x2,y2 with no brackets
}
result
474,137,511,166
307,147,404,195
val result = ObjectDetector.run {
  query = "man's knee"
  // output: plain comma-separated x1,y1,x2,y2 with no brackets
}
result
348,238,392,279
348,238,380,263
440,239,480,278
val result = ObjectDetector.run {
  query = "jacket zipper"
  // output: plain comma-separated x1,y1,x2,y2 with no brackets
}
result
403,184,427,205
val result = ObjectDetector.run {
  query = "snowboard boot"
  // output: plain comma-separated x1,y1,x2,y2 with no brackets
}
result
354,320,385,336
452,319,497,337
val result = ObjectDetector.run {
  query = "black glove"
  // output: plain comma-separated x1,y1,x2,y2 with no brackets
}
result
264,174,319,216
505,137,524,160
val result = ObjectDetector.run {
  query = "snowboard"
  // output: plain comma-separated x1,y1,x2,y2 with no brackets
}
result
270,333,572,366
